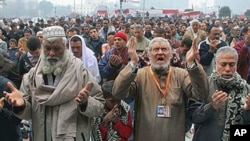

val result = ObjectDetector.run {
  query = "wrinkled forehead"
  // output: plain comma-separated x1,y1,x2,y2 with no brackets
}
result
151,41,169,48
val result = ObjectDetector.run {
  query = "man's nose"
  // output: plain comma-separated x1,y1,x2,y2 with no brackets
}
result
49,49,55,56
224,65,231,71
72,48,78,52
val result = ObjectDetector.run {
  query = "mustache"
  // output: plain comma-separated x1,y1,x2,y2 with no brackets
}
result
47,56,60,62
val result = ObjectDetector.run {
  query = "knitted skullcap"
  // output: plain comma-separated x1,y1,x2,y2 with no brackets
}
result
114,31,127,42
42,26,66,39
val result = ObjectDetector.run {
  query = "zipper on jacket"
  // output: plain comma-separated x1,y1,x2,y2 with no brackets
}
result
81,132,86,141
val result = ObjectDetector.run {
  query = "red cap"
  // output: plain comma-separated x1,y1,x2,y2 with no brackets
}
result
114,31,127,42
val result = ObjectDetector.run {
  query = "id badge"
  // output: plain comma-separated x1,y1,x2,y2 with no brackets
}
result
157,105,171,118
164,105,171,118
157,105,165,117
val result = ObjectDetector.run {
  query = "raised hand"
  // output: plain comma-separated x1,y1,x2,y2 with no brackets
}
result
209,39,219,52
109,55,123,67
111,104,119,123
230,38,237,47
4,82,25,107
186,38,199,66
243,93,250,111
102,104,119,127
128,36,139,65
0,97,4,112
211,90,228,110
75,82,93,104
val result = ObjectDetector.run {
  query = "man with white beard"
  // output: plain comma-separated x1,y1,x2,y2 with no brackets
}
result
112,37,209,141
3,26,105,141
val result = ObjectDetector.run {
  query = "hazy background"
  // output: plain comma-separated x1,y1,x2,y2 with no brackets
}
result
0,0,248,18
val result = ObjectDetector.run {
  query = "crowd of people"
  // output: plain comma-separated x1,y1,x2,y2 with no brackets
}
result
0,14,250,141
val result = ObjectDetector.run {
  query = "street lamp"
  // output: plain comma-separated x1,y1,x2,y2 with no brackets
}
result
74,0,76,12
54,7,57,16
81,0,83,15
217,6,220,18
0,0,6,17
120,0,123,15
142,0,145,23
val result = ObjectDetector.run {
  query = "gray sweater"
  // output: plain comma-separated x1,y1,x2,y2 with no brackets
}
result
0,39,7,56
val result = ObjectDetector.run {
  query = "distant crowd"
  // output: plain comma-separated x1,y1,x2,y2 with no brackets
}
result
0,14,250,141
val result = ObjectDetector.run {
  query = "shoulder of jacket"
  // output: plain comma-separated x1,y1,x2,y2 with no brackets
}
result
4,58,15,64
171,66,188,76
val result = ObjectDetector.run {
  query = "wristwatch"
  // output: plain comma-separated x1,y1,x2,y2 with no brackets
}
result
130,62,139,74
186,61,197,69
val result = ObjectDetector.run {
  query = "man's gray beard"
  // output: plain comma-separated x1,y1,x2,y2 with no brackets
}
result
150,59,170,71
41,51,69,75
215,66,236,80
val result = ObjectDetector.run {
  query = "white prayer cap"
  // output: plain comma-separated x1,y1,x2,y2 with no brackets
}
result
42,26,66,39
205,15,210,18
233,25,240,30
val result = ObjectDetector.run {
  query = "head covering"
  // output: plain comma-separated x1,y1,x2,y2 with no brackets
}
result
42,26,66,39
114,31,127,42
233,25,240,30
68,35,101,82
10,23,17,28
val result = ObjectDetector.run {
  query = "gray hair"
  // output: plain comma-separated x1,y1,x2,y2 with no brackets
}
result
148,37,172,54
134,24,143,30
36,31,43,36
215,46,238,62
190,19,200,26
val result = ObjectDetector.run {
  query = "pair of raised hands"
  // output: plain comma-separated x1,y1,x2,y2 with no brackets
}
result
127,37,199,66
3,82,93,109
211,90,250,111
0,97,4,112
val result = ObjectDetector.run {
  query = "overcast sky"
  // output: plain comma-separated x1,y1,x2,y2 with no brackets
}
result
47,0,214,7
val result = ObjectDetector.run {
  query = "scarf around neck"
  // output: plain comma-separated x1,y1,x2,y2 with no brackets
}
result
112,47,129,65
92,100,130,141
30,53,84,140
210,72,248,141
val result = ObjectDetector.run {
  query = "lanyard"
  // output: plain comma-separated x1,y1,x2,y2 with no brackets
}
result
150,66,172,98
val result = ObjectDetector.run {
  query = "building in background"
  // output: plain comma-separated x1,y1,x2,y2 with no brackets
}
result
139,0,189,10
214,0,248,14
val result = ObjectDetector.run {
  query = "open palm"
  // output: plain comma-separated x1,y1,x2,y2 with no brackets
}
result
186,38,199,65
128,36,139,64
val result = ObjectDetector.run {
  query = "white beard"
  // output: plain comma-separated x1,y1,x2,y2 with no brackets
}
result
150,59,170,71
41,50,69,75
